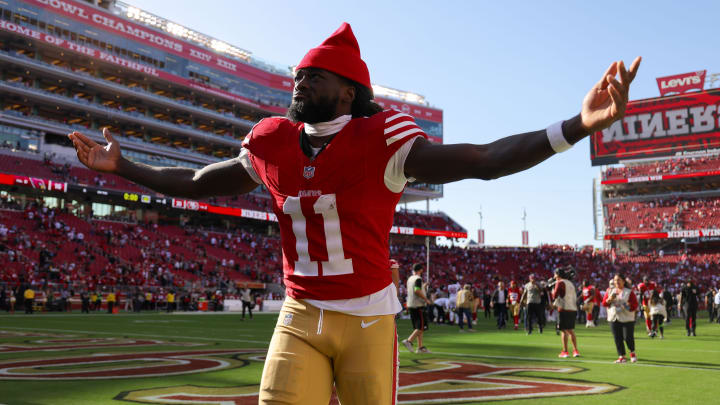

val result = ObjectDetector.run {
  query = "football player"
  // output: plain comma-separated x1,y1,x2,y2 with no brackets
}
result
637,276,658,334
508,280,522,330
68,22,640,405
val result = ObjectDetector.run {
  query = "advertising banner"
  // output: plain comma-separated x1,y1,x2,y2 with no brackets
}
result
656,71,706,97
590,89,720,165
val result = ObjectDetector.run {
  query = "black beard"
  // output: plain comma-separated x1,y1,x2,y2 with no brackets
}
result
286,94,339,124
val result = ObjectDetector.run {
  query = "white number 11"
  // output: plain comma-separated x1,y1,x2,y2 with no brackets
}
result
282,194,354,277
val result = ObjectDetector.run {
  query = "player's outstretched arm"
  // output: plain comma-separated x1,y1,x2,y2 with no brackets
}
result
68,128,258,199
404,57,641,184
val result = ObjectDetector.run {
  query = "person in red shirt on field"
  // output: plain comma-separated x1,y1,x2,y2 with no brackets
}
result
637,276,658,335
508,280,522,330
581,280,599,328
68,21,640,405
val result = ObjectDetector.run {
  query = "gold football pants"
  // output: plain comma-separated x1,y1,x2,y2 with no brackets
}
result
259,296,398,405
509,302,520,317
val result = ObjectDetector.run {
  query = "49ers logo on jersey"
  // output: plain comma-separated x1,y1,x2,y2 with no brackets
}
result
117,358,619,404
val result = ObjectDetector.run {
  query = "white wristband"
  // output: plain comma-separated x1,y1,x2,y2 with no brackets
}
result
547,121,572,153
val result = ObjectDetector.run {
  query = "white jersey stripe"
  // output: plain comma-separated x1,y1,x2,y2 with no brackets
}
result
386,128,424,146
385,123,420,139
385,112,412,124
384,120,417,135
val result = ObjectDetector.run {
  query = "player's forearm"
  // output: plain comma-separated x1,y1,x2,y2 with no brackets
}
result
406,115,587,183
476,114,586,180
391,269,399,290
115,157,201,198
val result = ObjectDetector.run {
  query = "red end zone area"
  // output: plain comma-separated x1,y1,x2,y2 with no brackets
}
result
0,318,623,405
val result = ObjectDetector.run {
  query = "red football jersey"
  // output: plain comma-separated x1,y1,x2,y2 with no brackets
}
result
637,281,658,305
508,287,521,304
243,110,426,300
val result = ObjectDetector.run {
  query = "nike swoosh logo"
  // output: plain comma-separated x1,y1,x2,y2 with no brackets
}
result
361,319,380,329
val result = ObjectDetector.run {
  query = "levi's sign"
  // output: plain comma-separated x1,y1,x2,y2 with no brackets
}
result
656,71,706,97
590,88,720,165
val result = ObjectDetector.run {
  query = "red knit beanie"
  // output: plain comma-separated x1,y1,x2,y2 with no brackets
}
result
296,22,371,89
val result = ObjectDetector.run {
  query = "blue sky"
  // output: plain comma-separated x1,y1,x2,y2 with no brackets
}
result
138,0,720,247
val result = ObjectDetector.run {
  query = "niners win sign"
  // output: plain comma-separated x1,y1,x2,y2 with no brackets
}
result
590,88,720,165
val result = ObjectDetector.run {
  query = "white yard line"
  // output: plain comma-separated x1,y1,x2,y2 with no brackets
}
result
0,327,270,345
431,351,720,372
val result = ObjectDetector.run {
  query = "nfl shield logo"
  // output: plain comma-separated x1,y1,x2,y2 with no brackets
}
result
303,166,315,179
283,313,293,326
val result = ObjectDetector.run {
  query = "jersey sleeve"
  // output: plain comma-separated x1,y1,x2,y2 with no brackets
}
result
237,148,262,185
380,110,428,193
239,117,290,186
384,135,422,192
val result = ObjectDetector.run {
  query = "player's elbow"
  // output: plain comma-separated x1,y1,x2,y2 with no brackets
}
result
471,146,506,180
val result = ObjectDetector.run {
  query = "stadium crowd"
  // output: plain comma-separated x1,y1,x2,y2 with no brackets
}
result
603,154,720,180
605,197,720,233
1,197,719,320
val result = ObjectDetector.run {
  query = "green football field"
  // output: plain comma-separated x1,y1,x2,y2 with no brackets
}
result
0,310,718,404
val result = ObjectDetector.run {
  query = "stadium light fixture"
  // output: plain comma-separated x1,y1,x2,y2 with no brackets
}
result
371,84,427,105
119,2,252,62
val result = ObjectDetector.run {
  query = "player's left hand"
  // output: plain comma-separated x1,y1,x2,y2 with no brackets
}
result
581,57,642,133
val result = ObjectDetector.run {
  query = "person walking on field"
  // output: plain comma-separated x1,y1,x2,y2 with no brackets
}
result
456,284,475,332
602,273,639,363
67,20,640,404
520,274,544,334
680,280,700,336
403,264,432,353
648,290,667,339
507,280,522,330
241,284,254,320
491,281,508,329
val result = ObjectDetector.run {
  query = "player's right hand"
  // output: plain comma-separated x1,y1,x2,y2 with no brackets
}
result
68,128,122,173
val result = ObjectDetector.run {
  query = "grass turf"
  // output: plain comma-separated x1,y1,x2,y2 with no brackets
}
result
0,310,718,404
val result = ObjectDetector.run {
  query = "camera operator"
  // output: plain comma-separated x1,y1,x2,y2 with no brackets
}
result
551,266,580,358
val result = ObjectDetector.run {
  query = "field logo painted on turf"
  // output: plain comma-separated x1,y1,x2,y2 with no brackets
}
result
116,358,620,404
0,349,264,380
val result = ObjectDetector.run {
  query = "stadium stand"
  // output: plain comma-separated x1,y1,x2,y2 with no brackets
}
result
605,197,720,233
603,155,720,180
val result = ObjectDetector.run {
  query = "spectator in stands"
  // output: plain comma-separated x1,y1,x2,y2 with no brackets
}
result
602,273,639,363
